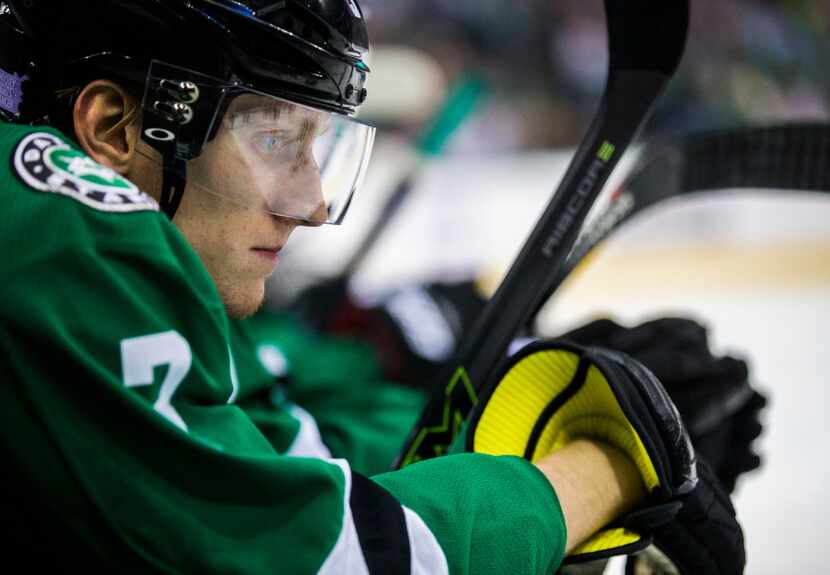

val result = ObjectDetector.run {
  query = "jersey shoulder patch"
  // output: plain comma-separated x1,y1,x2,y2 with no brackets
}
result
12,132,159,213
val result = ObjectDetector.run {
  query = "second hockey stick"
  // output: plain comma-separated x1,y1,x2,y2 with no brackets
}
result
553,121,830,300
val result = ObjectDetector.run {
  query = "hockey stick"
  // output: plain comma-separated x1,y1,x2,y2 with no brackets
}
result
507,122,826,433
541,121,830,441
394,0,690,469
513,121,830,459
549,121,830,305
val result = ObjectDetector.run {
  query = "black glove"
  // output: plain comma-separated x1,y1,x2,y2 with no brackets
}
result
561,317,766,493
466,339,745,573
289,276,487,387
626,456,745,575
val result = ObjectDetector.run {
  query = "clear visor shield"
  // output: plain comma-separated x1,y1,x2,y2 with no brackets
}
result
148,83,375,225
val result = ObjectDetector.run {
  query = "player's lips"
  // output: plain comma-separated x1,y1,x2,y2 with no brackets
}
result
251,245,283,264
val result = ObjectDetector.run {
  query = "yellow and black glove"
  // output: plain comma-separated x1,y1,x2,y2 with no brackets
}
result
466,339,745,574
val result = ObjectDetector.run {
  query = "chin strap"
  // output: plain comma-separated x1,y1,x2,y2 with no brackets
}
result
159,155,187,219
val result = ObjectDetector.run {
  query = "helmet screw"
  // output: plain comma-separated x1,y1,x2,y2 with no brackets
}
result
358,88,368,103
345,84,355,99
160,80,200,104
153,101,194,125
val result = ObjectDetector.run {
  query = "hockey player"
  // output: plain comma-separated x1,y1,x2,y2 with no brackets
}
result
0,1,745,573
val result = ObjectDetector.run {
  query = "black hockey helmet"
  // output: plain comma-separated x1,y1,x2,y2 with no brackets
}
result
0,0,375,222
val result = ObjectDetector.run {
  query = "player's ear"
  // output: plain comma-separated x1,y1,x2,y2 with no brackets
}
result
73,80,141,175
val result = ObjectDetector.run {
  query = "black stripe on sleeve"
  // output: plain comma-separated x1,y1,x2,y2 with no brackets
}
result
349,472,411,575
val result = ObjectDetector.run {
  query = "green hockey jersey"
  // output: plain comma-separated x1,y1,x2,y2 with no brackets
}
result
0,123,566,574
231,310,431,477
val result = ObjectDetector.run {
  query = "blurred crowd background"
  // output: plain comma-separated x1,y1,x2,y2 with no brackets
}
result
274,0,830,302
358,0,829,151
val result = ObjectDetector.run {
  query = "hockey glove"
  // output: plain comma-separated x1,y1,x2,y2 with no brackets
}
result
625,455,745,575
561,317,766,492
466,340,745,573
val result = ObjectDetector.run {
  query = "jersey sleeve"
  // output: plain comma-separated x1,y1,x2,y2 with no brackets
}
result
0,125,568,574
374,454,567,574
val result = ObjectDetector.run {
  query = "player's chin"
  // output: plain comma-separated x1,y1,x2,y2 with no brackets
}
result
221,280,267,320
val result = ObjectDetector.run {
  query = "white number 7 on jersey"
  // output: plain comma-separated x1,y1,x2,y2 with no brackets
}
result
121,331,192,431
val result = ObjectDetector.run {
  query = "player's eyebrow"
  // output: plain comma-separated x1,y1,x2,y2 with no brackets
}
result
224,98,324,132
229,99,289,117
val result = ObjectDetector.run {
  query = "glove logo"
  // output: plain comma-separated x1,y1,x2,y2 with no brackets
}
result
13,132,159,213
398,366,477,467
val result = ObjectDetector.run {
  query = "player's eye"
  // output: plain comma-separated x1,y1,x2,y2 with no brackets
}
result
253,131,292,155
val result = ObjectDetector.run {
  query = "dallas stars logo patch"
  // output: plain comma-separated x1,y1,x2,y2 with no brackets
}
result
13,132,159,213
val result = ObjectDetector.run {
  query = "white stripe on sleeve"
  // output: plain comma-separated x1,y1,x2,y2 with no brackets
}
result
317,459,370,575
403,506,449,575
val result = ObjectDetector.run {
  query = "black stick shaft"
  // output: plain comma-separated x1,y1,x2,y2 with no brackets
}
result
394,71,673,467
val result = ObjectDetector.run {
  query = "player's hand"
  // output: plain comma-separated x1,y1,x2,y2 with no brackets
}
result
465,339,745,573
560,317,766,493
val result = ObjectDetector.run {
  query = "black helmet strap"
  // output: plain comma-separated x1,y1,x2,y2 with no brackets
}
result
159,155,187,219
142,66,207,220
